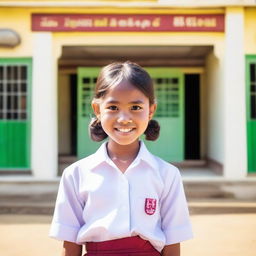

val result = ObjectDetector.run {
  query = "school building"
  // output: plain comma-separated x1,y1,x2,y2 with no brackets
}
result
0,0,255,180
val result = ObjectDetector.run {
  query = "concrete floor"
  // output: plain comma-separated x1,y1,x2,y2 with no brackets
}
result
1,210,256,256
1,169,256,256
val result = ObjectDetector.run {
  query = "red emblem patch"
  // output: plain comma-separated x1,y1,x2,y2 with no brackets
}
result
145,198,157,215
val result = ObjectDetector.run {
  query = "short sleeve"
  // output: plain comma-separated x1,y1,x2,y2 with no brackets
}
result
160,167,193,245
49,166,85,243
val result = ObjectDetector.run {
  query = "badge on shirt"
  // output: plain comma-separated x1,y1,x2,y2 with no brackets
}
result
145,198,157,215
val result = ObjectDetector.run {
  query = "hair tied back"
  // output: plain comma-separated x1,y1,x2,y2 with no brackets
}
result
89,117,108,142
144,119,160,141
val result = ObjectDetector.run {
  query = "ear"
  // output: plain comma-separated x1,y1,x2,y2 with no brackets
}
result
149,103,157,120
91,101,101,118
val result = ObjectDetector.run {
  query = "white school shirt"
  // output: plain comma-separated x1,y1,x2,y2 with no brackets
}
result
49,141,193,252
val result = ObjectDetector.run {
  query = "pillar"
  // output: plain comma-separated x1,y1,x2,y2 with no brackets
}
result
223,7,247,179
31,33,58,179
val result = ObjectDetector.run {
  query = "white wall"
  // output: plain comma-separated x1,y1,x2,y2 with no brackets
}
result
200,72,207,159
205,50,225,164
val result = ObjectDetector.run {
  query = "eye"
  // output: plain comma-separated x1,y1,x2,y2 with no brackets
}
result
131,105,142,110
107,105,118,111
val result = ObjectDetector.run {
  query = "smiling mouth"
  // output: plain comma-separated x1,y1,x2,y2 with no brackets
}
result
115,128,135,133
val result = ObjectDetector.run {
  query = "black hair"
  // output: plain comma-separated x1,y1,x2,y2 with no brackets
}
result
89,61,160,141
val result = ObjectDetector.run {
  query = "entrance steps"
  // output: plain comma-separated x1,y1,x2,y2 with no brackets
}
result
0,177,256,215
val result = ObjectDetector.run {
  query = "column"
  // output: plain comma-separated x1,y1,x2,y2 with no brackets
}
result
223,7,247,179
31,33,58,179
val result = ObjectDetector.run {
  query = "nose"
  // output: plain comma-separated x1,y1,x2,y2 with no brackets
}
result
117,111,132,124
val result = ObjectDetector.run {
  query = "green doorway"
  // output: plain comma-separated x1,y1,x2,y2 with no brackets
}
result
246,56,256,173
0,58,32,170
77,68,101,159
77,67,184,162
144,68,184,162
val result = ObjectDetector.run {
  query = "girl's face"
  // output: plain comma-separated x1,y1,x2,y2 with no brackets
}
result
92,80,156,147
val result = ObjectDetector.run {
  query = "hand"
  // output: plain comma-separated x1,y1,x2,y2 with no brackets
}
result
62,241,82,256
161,243,180,256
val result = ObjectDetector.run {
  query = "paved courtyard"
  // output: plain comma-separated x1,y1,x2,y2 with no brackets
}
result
1,208,256,256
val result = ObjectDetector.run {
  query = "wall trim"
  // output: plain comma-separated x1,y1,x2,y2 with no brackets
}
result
0,1,255,8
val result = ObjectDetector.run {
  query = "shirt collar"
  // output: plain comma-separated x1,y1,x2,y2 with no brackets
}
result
90,140,158,171
135,141,158,170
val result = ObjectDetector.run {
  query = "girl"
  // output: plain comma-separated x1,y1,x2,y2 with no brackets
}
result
49,61,193,256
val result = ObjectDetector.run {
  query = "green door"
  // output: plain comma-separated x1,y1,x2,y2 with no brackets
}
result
144,68,184,162
246,56,256,173
77,67,184,162
0,58,32,169
77,68,102,158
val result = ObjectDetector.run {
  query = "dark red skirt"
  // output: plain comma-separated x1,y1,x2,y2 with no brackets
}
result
84,236,161,256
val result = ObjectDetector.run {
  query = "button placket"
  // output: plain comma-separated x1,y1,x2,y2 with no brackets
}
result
119,174,131,232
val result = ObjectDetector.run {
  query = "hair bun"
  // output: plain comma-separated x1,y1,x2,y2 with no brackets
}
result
144,119,160,141
89,117,108,142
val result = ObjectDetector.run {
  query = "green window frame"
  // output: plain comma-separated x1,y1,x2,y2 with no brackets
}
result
0,58,32,170
153,77,180,118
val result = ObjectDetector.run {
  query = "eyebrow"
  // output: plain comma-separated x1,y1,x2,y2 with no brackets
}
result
105,100,145,104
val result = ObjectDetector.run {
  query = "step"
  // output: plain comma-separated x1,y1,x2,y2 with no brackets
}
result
1,180,256,215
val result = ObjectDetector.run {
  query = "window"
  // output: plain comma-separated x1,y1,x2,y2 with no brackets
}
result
0,65,28,120
153,77,180,118
81,76,97,117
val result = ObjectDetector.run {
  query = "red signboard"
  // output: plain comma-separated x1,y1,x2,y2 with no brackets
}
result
32,14,224,32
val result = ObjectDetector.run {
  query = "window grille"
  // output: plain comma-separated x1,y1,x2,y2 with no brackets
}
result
81,76,97,117
0,65,28,120
154,77,180,117
250,63,256,119
80,75,181,118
